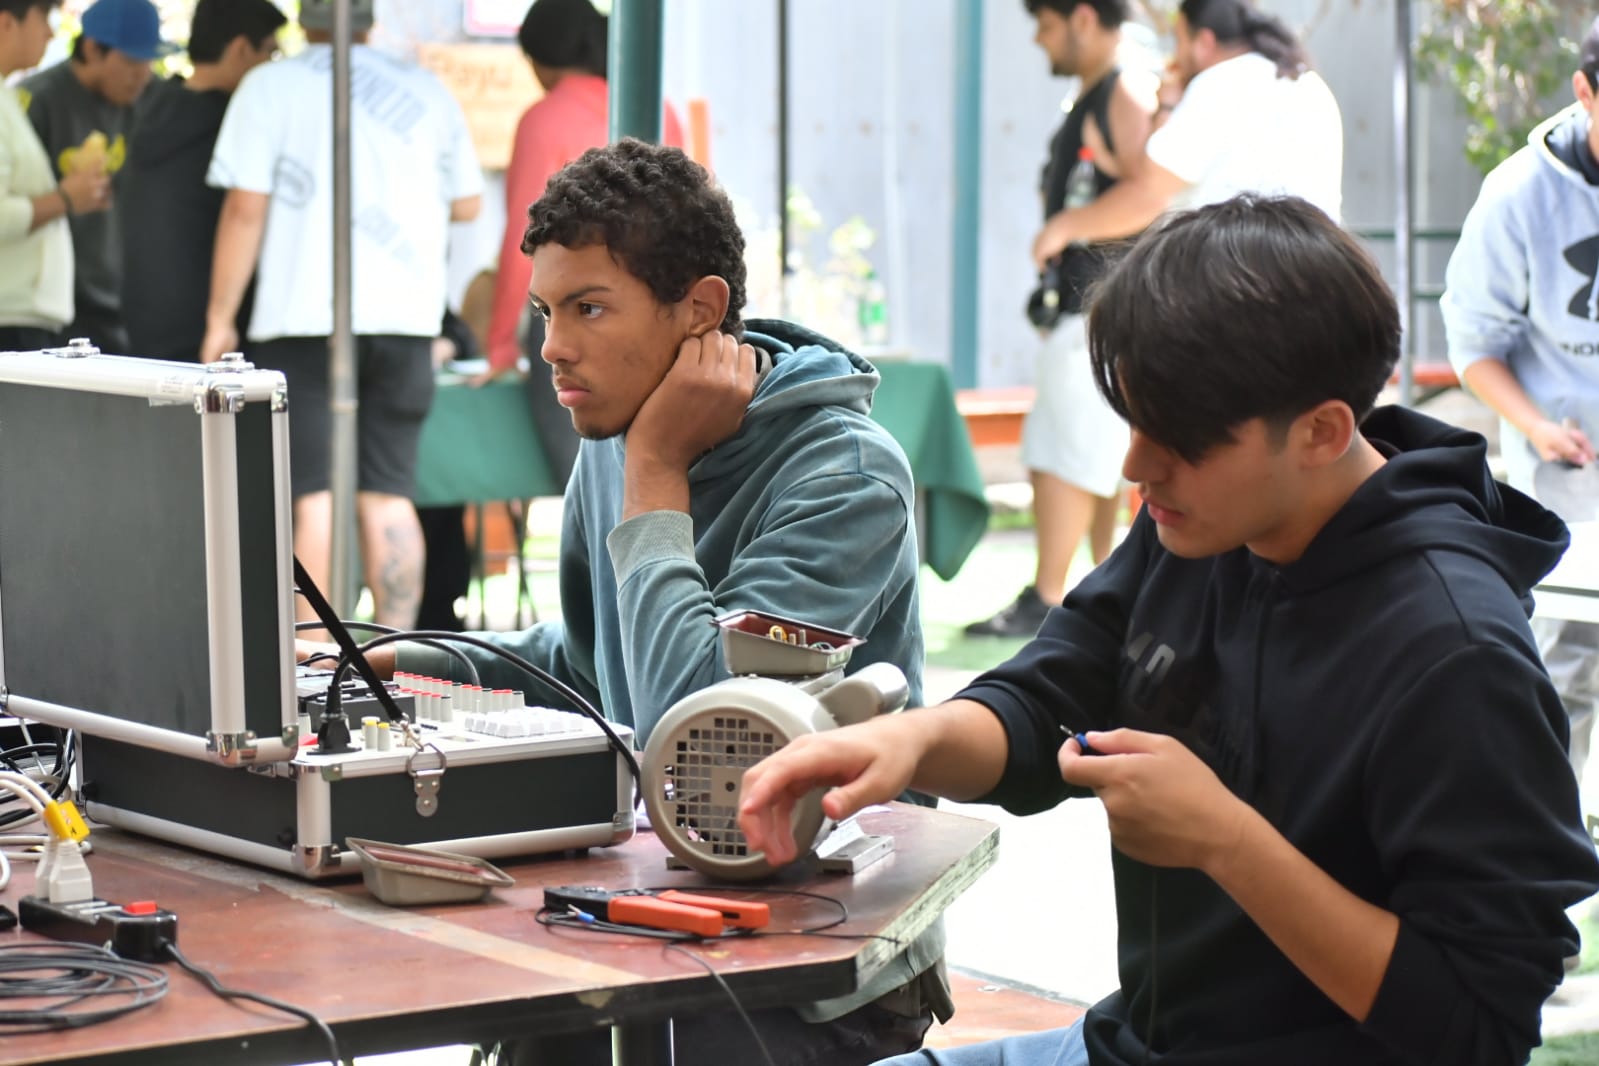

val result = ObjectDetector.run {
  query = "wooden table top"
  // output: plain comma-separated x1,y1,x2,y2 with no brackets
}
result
0,803,998,1065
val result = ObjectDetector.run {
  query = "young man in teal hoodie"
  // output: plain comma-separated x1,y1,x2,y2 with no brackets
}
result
305,138,945,1063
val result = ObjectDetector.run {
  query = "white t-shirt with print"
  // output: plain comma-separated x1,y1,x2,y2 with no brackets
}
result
1147,52,1343,222
208,44,483,340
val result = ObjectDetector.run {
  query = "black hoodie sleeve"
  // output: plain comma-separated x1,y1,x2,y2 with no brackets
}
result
953,513,1154,815
1360,642,1599,1065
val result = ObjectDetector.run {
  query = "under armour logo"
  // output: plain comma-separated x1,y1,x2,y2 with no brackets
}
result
1125,631,1175,685
1564,235,1599,320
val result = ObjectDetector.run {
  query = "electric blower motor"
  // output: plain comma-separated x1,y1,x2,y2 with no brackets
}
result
640,612,909,881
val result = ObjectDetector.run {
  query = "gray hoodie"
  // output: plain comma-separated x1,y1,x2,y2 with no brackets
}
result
1443,104,1599,495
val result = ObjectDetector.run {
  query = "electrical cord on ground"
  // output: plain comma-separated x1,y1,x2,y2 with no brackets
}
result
330,630,641,802
0,942,168,1032
163,942,343,1066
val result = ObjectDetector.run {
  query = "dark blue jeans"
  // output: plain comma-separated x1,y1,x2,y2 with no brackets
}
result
873,1020,1088,1066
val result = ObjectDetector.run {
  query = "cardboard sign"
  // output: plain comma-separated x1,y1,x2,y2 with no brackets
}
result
417,42,541,171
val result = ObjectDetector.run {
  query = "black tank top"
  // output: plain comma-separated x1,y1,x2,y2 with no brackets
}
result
1039,69,1120,316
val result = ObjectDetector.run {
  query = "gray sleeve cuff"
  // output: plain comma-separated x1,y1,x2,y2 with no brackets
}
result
606,509,696,582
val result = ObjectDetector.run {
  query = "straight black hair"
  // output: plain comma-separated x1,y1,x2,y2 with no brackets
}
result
519,0,608,78
1088,196,1399,463
1179,0,1309,79
1024,0,1128,29
0,0,57,19
188,0,286,65
1581,15,1599,91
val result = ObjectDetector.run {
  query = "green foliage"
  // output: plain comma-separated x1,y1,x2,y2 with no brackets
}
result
1415,0,1590,174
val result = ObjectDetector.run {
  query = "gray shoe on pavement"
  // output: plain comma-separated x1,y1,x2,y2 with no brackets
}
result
964,585,1052,638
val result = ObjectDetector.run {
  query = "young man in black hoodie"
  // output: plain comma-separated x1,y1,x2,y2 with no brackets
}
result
118,0,284,361
741,195,1599,1066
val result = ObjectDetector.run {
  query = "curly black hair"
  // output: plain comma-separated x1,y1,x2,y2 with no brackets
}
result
521,138,747,336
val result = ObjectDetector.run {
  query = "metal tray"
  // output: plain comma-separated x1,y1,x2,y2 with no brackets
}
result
714,610,863,676
345,837,514,905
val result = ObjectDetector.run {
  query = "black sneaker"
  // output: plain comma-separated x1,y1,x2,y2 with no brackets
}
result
964,586,1052,637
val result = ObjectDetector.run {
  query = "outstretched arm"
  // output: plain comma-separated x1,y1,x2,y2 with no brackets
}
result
1032,158,1185,269
739,698,1010,865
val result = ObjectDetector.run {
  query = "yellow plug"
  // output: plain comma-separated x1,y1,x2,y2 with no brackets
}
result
42,799,90,843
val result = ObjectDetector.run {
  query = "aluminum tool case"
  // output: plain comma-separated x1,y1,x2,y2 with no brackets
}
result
0,343,299,765
0,343,634,878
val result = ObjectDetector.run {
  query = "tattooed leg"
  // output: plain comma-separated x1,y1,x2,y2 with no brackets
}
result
358,492,424,628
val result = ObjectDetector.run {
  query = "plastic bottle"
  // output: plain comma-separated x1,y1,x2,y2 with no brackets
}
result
857,269,889,347
1063,146,1097,227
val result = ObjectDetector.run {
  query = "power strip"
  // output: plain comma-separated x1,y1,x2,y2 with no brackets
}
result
18,896,177,961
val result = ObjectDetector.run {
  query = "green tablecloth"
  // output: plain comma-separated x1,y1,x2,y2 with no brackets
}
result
871,361,991,580
414,362,990,579
414,376,558,506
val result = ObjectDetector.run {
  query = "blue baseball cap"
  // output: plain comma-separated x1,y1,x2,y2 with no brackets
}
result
80,0,178,62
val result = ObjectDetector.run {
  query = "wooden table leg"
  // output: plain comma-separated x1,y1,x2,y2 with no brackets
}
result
611,1018,674,1065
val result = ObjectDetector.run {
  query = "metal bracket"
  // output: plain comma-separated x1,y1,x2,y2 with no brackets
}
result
205,351,255,373
205,730,259,766
293,844,338,876
408,743,448,817
815,817,895,874
196,382,246,414
280,723,300,748
319,763,344,783
49,337,97,359
816,833,895,874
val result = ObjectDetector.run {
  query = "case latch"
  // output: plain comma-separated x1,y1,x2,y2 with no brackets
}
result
407,744,447,817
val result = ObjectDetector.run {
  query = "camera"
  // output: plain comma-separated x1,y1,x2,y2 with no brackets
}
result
1026,258,1066,332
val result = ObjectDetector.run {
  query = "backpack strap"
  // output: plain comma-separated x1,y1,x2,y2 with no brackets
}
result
1081,67,1120,160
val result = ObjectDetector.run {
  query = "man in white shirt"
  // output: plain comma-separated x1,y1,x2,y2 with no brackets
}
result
1031,0,1342,268
200,0,482,627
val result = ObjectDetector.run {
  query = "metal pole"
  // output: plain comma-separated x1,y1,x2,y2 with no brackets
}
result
777,0,790,316
611,1019,674,1065
327,0,358,615
608,0,665,143
1394,0,1415,405
950,0,984,389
